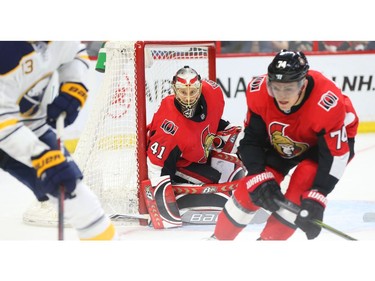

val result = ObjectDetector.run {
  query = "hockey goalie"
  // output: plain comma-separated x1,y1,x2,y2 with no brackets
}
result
142,66,245,229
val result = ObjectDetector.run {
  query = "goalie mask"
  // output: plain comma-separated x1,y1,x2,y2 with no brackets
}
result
172,66,202,118
267,49,309,83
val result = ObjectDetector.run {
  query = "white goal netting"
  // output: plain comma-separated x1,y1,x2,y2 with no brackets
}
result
23,41,216,226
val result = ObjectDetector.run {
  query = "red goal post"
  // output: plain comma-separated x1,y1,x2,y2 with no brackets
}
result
23,41,217,226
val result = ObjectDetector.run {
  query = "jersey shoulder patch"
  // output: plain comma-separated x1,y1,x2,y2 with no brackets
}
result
202,79,219,89
0,42,34,75
248,75,266,92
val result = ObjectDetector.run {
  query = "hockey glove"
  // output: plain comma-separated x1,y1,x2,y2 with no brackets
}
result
295,190,327,240
245,171,285,212
31,150,83,198
47,82,88,128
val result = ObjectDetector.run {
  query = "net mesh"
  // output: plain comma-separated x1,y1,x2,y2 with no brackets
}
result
23,41,213,226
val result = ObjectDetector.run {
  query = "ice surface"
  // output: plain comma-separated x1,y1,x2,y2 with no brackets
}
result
1,133,375,280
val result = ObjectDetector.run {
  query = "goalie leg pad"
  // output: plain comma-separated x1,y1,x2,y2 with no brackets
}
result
210,151,246,183
142,176,182,229
175,162,221,184
176,192,230,211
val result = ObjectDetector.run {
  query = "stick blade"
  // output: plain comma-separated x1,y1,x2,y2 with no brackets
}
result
363,212,375,222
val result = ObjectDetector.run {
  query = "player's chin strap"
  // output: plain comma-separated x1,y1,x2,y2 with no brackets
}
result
274,199,358,241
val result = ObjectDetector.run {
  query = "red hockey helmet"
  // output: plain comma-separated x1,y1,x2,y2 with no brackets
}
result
268,49,309,83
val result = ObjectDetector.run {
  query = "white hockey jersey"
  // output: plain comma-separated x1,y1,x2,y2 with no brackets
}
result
0,41,90,166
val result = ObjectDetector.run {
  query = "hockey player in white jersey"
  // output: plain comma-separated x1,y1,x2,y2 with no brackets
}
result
0,41,117,240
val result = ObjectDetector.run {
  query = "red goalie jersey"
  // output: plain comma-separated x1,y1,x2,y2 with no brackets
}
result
143,67,245,229
147,79,225,176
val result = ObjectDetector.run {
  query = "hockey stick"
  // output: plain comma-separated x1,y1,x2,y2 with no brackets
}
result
109,208,269,226
275,199,357,241
109,210,219,225
56,112,66,241
172,180,241,195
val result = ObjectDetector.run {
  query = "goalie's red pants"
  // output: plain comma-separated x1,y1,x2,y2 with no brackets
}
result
214,160,318,240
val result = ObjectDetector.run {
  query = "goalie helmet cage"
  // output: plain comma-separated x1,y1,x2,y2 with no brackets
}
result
23,41,216,227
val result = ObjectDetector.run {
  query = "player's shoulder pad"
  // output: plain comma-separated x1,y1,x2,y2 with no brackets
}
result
0,42,34,75
247,75,267,93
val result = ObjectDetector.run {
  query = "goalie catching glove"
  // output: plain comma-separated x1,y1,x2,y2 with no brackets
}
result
47,82,88,128
31,149,83,198
295,189,327,240
245,171,285,212
213,125,243,154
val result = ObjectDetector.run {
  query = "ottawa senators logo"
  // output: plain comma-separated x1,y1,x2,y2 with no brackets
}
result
269,122,309,159
161,119,178,135
249,76,265,92
198,125,215,163
318,91,338,112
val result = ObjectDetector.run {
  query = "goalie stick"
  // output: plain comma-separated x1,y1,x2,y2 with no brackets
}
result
109,211,219,225
172,180,241,195
109,208,269,226
275,199,358,241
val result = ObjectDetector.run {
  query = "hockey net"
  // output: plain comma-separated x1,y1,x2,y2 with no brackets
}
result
23,41,216,226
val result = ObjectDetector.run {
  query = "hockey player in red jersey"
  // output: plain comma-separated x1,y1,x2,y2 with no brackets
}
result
142,66,245,228
213,50,358,240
